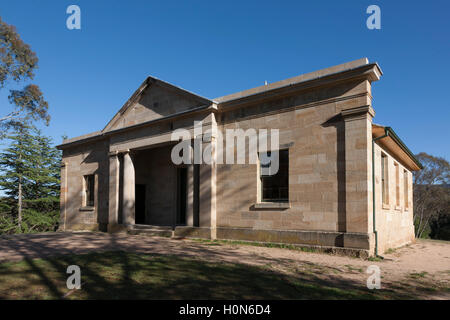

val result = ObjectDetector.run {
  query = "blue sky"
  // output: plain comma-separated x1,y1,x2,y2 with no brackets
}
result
0,0,449,160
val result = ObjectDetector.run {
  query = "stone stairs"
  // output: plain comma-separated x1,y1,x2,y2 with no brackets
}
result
127,224,173,237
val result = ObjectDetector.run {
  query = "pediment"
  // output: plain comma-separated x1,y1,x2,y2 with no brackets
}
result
103,77,211,132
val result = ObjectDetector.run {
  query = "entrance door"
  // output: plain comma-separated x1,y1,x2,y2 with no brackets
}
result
135,184,146,224
176,167,187,225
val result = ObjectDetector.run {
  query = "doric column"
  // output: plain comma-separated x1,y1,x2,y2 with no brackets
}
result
122,150,135,225
108,151,120,231
186,164,194,226
198,113,217,239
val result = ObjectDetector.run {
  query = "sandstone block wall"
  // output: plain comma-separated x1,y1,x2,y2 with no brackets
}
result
373,143,415,253
215,79,373,238
60,139,109,231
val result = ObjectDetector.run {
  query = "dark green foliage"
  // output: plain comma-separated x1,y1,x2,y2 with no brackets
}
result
429,205,450,240
413,153,450,239
0,125,60,234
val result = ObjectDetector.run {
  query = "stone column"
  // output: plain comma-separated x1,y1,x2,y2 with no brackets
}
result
59,161,67,231
186,164,194,226
122,150,135,225
198,113,217,239
342,105,374,236
108,151,120,231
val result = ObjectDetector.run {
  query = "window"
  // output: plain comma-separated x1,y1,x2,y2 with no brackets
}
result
404,170,409,209
381,153,389,205
84,175,95,207
260,149,289,202
395,163,400,207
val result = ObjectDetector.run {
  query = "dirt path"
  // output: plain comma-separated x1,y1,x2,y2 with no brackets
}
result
1,232,449,299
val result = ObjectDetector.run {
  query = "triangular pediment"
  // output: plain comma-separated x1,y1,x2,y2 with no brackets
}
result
103,77,211,132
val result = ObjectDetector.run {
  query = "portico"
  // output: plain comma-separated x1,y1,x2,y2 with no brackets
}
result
105,122,218,237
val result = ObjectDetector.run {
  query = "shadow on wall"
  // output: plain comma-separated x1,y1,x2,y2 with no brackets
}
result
322,114,346,237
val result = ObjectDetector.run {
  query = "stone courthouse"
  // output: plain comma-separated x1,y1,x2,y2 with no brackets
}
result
57,58,422,256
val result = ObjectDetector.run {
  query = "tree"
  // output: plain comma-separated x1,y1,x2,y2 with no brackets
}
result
22,129,60,232
0,125,36,230
429,196,450,240
0,16,49,133
0,125,60,234
413,152,450,238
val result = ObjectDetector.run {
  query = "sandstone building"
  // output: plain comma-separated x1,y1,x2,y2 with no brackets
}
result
57,58,422,256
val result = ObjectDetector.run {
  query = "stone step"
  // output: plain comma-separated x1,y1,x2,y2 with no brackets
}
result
131,224,172,231
128,228,173,238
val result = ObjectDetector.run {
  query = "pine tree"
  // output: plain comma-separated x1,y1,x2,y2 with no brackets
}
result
0,125,35,231
22,129,61,232
0,125,60,234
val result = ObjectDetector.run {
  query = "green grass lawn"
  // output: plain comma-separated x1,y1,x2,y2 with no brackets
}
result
0,251,436,299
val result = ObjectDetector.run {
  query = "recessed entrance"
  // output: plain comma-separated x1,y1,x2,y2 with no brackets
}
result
130,144,199,228
135,184,146,224
176,167,187,225
132,144,179,226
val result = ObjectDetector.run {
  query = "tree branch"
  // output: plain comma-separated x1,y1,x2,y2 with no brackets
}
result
0,110,20,122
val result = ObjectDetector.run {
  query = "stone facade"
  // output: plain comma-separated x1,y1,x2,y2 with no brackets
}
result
373,143,416,253
57,58,421,256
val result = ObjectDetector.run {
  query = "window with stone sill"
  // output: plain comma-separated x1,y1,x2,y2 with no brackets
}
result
259,149,289,203
83,174,95,208
404,169,409,210
381,153,389,205
395,162,400,207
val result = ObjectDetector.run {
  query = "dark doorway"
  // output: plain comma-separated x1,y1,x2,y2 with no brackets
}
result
135,184,146,224
176,167,187,225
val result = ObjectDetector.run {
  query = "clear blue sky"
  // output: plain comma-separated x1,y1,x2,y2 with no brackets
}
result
0,0,449,160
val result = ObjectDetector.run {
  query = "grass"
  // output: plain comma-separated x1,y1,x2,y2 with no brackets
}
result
344,265,364,273
409,272,428,279
192,238,323,254
0,251,422,300
385,248,396,254
368,256,383,262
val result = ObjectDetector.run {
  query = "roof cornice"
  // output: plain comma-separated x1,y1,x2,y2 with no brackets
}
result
215,63,382,110
56,103,214,150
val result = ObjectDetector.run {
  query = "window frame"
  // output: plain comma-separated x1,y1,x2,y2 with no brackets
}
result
381,153,389,206
404,169,409,210
83,174,95,208
394,162,400,208
258,149,289,203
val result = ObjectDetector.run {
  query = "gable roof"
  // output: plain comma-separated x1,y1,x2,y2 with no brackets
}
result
102,76,212,132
